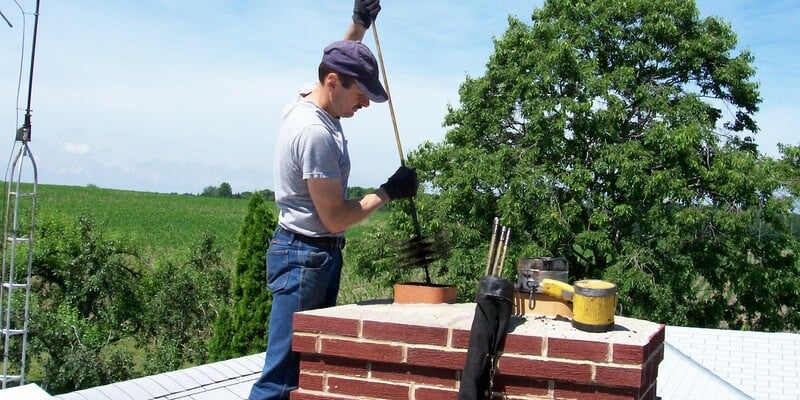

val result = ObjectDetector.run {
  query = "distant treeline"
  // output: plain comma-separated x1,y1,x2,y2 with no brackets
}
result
200,182,377,202
200,182,274,200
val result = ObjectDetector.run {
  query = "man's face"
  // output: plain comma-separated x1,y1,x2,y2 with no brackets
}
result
331,76,370,118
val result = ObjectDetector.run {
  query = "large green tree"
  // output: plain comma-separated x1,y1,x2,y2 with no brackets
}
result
779,144,800,198
209,193,276,360
354,0,800,331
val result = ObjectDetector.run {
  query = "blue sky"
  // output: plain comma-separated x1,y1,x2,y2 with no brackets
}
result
1,1,798,194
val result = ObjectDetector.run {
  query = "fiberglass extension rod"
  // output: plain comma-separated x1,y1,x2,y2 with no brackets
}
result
370,20,424,235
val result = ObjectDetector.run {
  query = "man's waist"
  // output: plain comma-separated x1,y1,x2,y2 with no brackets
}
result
276,226,346,249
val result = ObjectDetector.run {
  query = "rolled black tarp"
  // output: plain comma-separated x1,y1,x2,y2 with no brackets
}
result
457,274,514,400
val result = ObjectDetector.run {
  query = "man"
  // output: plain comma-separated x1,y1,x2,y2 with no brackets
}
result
248,1,418,399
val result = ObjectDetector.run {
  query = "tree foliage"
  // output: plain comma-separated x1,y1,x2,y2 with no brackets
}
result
29,216,232,393
202,182,234,198
30,217,142,393
779,144,800,198
353,0,800,331
209,192,276,360
138,234,227,373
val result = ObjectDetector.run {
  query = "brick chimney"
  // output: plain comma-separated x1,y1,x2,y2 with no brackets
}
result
290,303,664,400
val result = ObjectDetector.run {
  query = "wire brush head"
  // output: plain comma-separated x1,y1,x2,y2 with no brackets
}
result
394,232,449,270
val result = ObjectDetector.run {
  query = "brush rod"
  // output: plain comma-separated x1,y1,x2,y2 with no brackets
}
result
370,20,405,165
371,20,430,282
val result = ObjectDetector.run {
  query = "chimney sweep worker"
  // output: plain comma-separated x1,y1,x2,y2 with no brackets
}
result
248,1,418,399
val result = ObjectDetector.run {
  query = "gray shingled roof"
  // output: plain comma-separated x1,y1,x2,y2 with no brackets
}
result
0,383,52,400
19,325,798,400
51,353,263,400
662,326,800,400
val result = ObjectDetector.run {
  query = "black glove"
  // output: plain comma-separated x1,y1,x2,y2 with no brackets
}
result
352,0,381,29
380,166,418,200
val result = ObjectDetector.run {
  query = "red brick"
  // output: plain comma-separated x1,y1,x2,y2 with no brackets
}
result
371,362,457,387
293,314,360,337
406,346,466,369
594,365,645,388
548,338,610,362
297,372,324,392
362,320,449,346
611,343,646,364
500,356,593,383
493,375,550,398
290,389,356,400
555,381,639,400
641,345,664,388
291,309,666,400
292,334,318,354
501,332,544,356
451,328,472,348
321,338,403,363
644,325,666,356
414,386,459,400
327,376,410,400
649,343,665,364
612,325,665,365
300,354,368,377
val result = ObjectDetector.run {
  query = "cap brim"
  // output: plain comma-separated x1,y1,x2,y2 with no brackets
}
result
356,79,388,103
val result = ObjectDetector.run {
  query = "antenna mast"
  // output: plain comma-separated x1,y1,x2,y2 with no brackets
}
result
1,0,41,388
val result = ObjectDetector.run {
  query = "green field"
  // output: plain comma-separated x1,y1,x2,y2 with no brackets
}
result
7,183,391,303
30,184,251,262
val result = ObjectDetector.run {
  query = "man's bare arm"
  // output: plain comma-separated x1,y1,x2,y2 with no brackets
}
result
307,177,389,234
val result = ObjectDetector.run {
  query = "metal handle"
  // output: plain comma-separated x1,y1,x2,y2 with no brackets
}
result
525,279,537,310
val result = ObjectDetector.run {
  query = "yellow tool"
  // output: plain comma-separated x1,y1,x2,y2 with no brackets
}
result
540,278,618,333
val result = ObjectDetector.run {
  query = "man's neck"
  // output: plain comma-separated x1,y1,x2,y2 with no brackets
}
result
306,85,337,118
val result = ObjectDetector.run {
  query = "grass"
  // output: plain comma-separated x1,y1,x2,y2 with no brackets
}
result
339,222,394,304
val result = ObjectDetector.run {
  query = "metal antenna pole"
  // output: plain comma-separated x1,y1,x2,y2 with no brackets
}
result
1,0,41,388
17,0,41,143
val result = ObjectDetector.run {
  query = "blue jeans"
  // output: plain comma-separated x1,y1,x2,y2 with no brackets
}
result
248,227,343,400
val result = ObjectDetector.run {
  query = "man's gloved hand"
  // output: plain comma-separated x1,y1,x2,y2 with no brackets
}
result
380,166,418,200
352,0,381,29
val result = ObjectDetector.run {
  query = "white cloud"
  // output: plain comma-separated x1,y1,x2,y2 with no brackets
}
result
60,143,91,155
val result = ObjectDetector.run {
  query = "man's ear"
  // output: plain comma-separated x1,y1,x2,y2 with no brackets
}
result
324,72,339,89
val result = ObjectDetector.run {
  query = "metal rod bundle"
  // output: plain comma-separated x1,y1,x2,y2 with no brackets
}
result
484,217,511,277
461,217,514,399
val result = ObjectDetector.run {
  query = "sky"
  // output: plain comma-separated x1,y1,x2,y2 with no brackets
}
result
1,1,798,195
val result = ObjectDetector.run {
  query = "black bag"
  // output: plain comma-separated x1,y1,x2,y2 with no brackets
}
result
457,275,514,400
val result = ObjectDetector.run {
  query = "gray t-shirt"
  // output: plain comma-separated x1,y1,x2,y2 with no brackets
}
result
273,84,350,237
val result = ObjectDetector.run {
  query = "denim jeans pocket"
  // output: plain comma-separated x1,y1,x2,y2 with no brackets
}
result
267,248,290,292
267,245,336,292
302,250,333,270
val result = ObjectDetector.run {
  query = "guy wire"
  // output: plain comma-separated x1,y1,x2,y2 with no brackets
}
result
3,1,33,193
9,0,30,130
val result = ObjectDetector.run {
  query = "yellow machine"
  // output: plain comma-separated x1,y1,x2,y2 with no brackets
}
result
540,278,618,333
